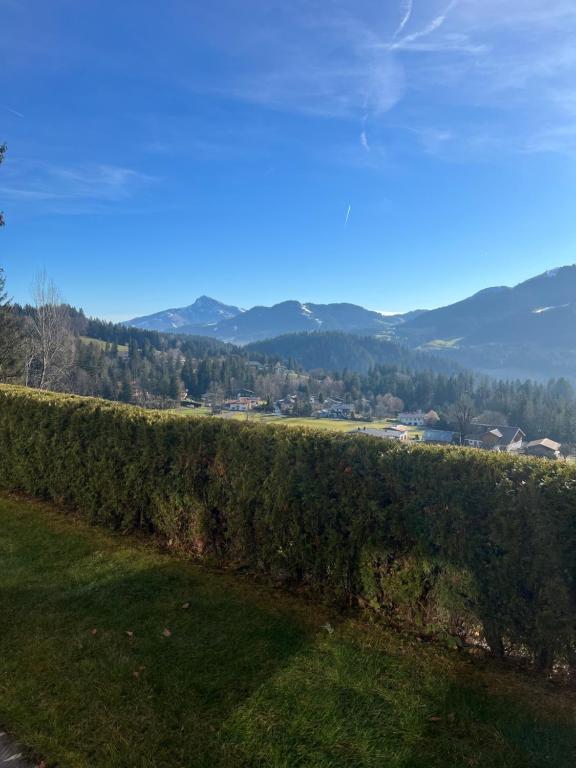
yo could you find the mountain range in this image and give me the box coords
[128,296,423,343]
[126,265,576,380]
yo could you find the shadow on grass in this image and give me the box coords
[1,499,575,768]
[0,561,317,767]
[220,633,576,768]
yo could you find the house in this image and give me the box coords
[523,439,562,460]
[319,403,356,420]
[350,425,409,441]
[398,410,427,427]
[235,389,257,400]
[323,397,344,408]
[464,424,526,453]
[423,429,456,445]
[276,395,298,415]
[223,393,263,412]
[225,400,248,412]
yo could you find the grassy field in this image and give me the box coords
[420,338,463,351]
[79,337,129,354]
[169,408,424,438]
[1,495,575,767]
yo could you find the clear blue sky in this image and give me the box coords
[1,0,576,320]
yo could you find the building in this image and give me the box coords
[398,410,427,427]
[318,403,356,420]
[423,429,456,445]
[276,395,298,415]
[464,425,526,453]
[350,425,409,441]
[225,401,248,412]
[523,439,562,460]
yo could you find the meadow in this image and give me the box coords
[170,407,425,438]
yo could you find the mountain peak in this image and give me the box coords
[127,296,241,333]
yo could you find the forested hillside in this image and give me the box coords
[247,331,457,375]
[2,267,576,443]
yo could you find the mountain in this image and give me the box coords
[128,296,242,332]
[400,266,576,344]
[399,265,576,379]
[128,299,410,344]
[125,265,576,379]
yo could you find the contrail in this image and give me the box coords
[2,106,24,119]
[394,0,413,40]
[345,205,352,226]
[392,0,458,50]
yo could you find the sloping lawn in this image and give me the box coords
[0,494,575,768]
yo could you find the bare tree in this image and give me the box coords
[26,271,75,390]
[374,393,404,418]
[448,396,476,444]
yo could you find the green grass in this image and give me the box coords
[419,338,463,350]
[169,409,424,438]
[79,337,129,354]
[1,494,575,768]
[168,405,213,417]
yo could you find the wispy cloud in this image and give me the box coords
[0,160,155,211]
[5,0,576,165]
[188,4,407,120]
[410,127,455,154]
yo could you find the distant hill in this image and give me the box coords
[247,332,456,375]
[399,265,576,379]
[400,266,576,344]
[128,296,242,332]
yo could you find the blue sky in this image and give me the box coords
[1,0,576,320]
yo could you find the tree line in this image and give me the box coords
[2,265,576,443]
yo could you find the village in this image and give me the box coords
[182,390,565,461]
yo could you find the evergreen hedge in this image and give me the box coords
[1,384,575,669]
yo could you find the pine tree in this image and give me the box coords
[0,268,23,381]
[119,377,132,403]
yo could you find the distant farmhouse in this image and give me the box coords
[398,410,427,427]
[464,425,526,453]
[350,425,409,442]
[523,439,562,460]
[318,402,356,420]
[223,390,263,412]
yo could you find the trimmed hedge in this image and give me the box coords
[1,384,576,668]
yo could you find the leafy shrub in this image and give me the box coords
[1,384,575,669]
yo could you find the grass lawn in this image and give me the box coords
[1,494,575,768]
[168,408,424,438]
